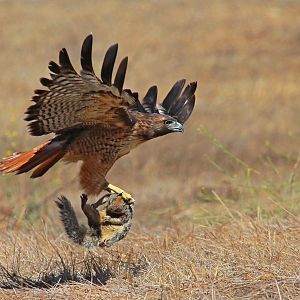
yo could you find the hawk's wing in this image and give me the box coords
[141,80,196,125]
[25,34,140,136]
[25,34,196,138]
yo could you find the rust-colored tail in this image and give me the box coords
[0,140,66,178]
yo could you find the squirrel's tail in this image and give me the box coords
[56,196,86,245]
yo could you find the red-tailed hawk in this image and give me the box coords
[0,34,196,198]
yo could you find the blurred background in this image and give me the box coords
[0,0,299,230]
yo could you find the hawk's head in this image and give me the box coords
[163,118,184,133]
[132,79,196,140]
[138,114,184,140]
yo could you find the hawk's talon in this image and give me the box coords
[107,184,134,203]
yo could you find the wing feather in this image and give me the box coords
[162,79,186,111]
[25,35,139,136]
[169,82,197,116]
[114,57,128,94]
[59,48,77,74]
[140,80,197,124]
[80,34,95,75]
[176,95,195,124]
[143,86,158,113]
[48,61,60,73]
[101,43,118,85]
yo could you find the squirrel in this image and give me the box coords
[56,193,134,248]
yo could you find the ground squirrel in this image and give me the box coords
[56,193,134,248]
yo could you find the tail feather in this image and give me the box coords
[31,150,65,178]
[16,142,63,175]
[0,140,66,177]
[0,143,46,173]
[0,152,32,172]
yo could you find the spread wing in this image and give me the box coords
[25,34,140,136]
[142,80,196,125]
[25,34,196,138]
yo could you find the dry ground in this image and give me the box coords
[0,0,300,299]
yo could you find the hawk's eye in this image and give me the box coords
[164,120,174,125]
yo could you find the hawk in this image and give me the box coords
[0,34,196,199]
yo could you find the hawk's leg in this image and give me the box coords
[106,183,135,203]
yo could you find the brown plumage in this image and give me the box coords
[0,34,196,196]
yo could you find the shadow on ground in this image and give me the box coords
[0,252,147,289]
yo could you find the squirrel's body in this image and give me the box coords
[56,193,134,248]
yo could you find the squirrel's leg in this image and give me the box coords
[102,216,125,225]
[80,194,101,230]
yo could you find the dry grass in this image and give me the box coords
[0,219,299,299]
[0,0,300,298]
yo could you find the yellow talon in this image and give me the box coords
[107,183,135,203]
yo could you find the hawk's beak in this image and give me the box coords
[168,121,184,133]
